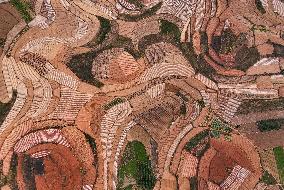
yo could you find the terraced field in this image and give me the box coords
[0,0,283,189]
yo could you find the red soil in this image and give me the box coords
[209,152,235,184]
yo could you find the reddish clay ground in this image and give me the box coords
[209,152,236,184]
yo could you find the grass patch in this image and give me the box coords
[0,92,17,125]
[274,146,284,184]
[118,141,156,190]
[10,0,32,22]
[257,119,283,132]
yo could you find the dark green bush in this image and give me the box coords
[257,119,283,132]
[0,92,17,125]
[255,0,266,14]
[95,16,111,45]
[160,20,181,42]
[260,171,277,185]
[235,46,260,71]
[103,98,125,110]
[190,176,198,190]
[184,130,209,152]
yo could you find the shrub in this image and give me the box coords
[273,43,284,57]
[84,133,97,166]
[255,0,266,14]
[180,103,187,115]
[200,32,209,53]
[127,0,145,8]
[103,98,125,110]
[67,52,104,88]
[160,20,181,42]
[260,171,277,185]
[190,176,198,190]
[22,154,36,190]
[257,119,283,132]
[95,16,111,45]
[235,46,260,71]
[210,118,232,139]
[0,38,5,48]
[0,91,17,125]
[220,29,238,54]
[184,130,209,151]
[176,91,189,102]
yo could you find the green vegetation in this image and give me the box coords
[190,177,198,190]
[220,29,238,54]
[119,2,162,21]
[160,20,181,41]
[260,171,277,185]
[257,119,283,132]
[138,32,215,78]
[237,98,284,114]
[127,0,145,8]
[273,147,284,183]
[10,0,32,22]
[0,154,18,189]
[200,32,209,53]
[197,100,205,108]
[104,98,125,110]
[118,141,156,190]
[0,38,5,48]
[210,118,232,140]
[273,43,284,57]
[22,154,36,190]
[184,130,209,152]
[235,46,260,71]
[84,133,97,166]
[176,91,189,102]
[95,16,111,45]
[0,92,17,125]
[180,103,187,115]
[251,24,269,32]
[255,0,266,14]
[67,52,104,88]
